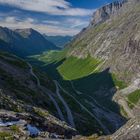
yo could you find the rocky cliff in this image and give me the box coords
[67,0,140,83]
[90,0,127,26]
[60,1,140,139]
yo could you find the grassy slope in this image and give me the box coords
[58,56,101,80]
[35,50,126,89]
[32,48,67,65]
[57,56,126,90]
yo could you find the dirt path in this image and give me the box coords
[42,87,65,121]
[27,62,41,87]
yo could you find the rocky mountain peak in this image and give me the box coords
[90,0,127,26]
[15,28,39,38]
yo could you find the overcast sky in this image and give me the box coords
[0,0,115,36]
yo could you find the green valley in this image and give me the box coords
[0,0,140,140]
[30,49,127,135]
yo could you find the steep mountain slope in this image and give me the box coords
[44,35,73,48]
[0,51,76,139]
[67,0,140,84]
[0,27,58,57]
[63,0,140,122]
[109,117,140,140]
[64,1,140,138]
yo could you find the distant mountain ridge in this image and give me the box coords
[44,35,73,48]
[0,27,58,57]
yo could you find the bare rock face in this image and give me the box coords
[90,0,126,26]
[124,38,140,55]
[90,0,140,27]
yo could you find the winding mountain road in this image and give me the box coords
[53,80,75,128]
[27,63,65,121]
[48,93,65,121]
[27,62,41,87]
[27,62,112,133]
[41,86,65,121]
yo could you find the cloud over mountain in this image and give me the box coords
[0,0,93,16]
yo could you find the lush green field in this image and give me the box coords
[32,49,67,65]
[57,56,101,80]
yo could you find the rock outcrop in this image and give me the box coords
[0,110,77,139]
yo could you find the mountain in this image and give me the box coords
[66,0,140,84]
[64,0,140,118]
[0,27,58,57]
[31,0,140,139]
[44,35,73,48]
[1,0,140,139]
[64,0,140,138]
